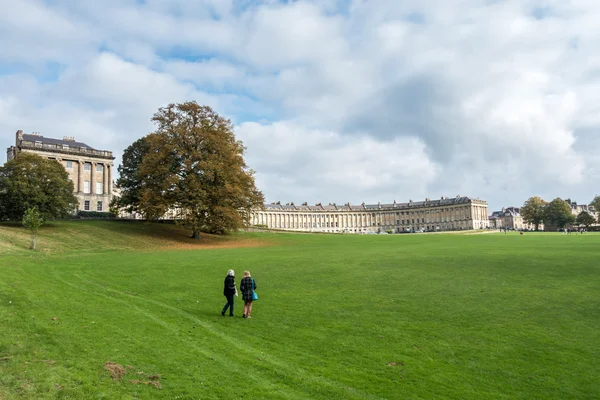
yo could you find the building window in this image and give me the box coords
[97,201,103,211]
[84,163,91,171]
[96,182,103,195]
[84,181,90,194]
[97,164,103,172]
[63,144,69,150]
[66,161,73,169]
[84,200,90,211]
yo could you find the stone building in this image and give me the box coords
[488,207,540,230]
[249,196,489,233]
[6,130,114,213]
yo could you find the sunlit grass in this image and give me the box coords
[0,222,598,399]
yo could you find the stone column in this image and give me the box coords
[103,163,109,195]
[90,162,95,194]
[108,165,113,195]
[78,161,84,193]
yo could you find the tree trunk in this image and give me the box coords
[535,222,539,231]
[191,229,201,239]
[30,234,36,250]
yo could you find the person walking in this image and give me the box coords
[221,269,237,317]
[240,270,257,319]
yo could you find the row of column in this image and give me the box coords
[252,205,484,230]
[75,161,112,195]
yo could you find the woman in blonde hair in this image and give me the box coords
[240,270,257,318]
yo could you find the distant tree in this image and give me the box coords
[0,153,78,221]
[591,195,600,215]
[520,196,547,231]
[545,198,576,229]
[111,136,150,216]
[120,101,264,238]
[576,211,596,228]
[23,207,44,250]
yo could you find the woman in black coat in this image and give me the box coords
[221,269,237,316]
[240,270,257,319]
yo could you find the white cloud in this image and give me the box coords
[1,0,600,211]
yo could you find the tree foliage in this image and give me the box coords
[0,153,78,221]
[117,102,264,238]
[591,195,600,215]
[544,198,576,229]
[575,211,596,228]
[520,196,547,231]
[23,207,44,250]
[111,136,150,215]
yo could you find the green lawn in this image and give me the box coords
[0,222,598,399]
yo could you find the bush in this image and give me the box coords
[77,211,116,219]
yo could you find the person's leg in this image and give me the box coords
[222,296,229,316]
[243,301,248,318]
[247,301,253,318]
[228,295,234,316]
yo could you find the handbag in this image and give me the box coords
[251,278,258,301]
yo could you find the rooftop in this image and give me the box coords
[263,196,483,211]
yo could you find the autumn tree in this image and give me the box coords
[576,211,596,228]
[544,198,575,229]
[520,196,547,231]
[111,136,150,216]
[120,102,264,238]
[0,153,78,221]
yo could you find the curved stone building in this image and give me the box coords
[250,196,489,233]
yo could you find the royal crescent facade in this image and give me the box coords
[249,197,489,233]
[6,130,115,213]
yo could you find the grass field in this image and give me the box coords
[0,221,598,399]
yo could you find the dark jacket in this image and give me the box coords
[240,277,256,302]
[223,275,236,296]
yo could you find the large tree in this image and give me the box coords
[111,136,150,216]
[520,196,547,231]
[544,198,576,229]
[0,153,78,221]
[125,101,264,238]
[576,211,596,228]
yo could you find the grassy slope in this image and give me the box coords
[0,222,599,399]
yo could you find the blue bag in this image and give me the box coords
[252,278,258,301]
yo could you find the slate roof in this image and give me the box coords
[21,134,95,150]
[261,196,480,211]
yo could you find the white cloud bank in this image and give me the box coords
[1,0,599,210]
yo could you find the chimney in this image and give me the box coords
[63,136,76,142]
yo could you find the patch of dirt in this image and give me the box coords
[104,361,126,381]
[129,379,162,390]
[387,361,404,367]
[160,237,273,251]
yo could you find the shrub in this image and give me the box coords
[77,211,116,219]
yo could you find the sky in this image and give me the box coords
[1,0,599,212]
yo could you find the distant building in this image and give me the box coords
[249,196,489,233]
[6,130,115,213]
[488,207,540,230]
[565,198,596,218]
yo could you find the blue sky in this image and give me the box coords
[1,0,599,211]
